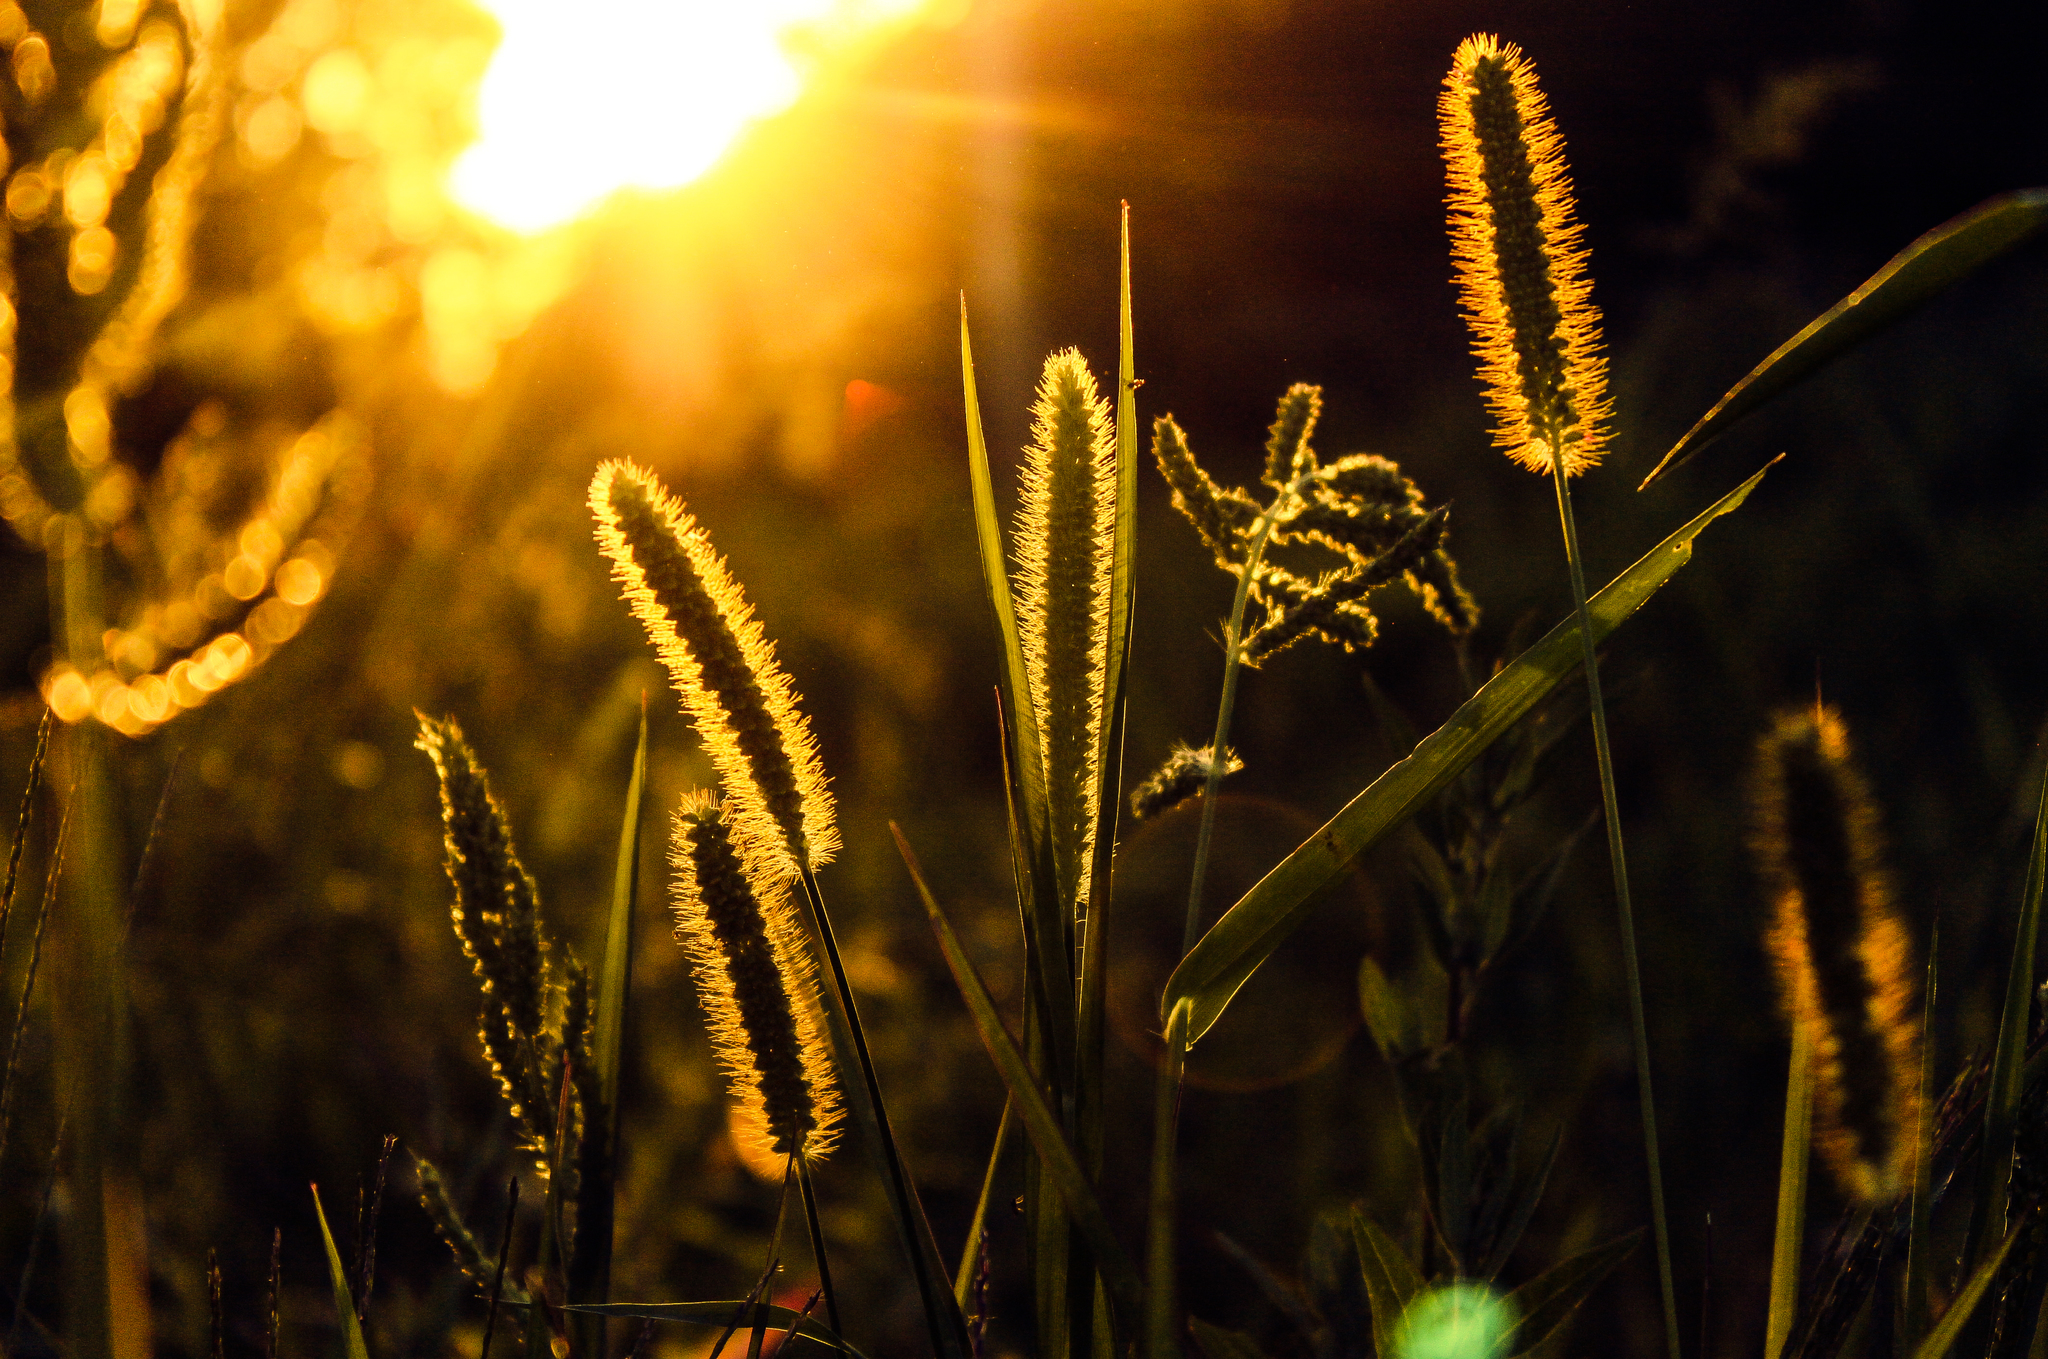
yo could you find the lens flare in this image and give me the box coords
[450,0,927,234]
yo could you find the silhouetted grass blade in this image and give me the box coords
[1165,460,1776,1043]
[891,825,1144,1323]
[1641,189,2048,487]
[1913,1217,2028,1359]
[574,702,646,1356]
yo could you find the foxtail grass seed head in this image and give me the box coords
[415,713,556,1140]
[1015,348,1116,909]
[1441,34,1613,476]
[1130,744,1244,822]
[672,795,840,1163]
[1151,414,1258,567]
[591,460,836,877]
[1750,705,1919,1203]
[1262,383,1322,489]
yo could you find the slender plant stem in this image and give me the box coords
[1144,1003,1190,1359]
[1549,458,1681,1359]
[796,1155,841,1346]
[1147,486,1297,1359]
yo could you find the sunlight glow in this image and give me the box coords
[450,0,927,234]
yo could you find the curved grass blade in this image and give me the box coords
[563,1302,870,1359]
[1765,1021,1813,1359]
[313,1184,373,1359]
[796,866,972,1359]
[1503,1230,1641,1358]
[1165,460,1778,1044]
[1963,769,2048,1283]
[891,825,1144,1323]
[1351,1214,1424,1359]
[962,299,1050,879]
[1640,189,2048,487]
[1913,1215,2029,1359]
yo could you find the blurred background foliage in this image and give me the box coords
[0,0,2043,1357]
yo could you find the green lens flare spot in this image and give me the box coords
[1394,1284,1518,1359]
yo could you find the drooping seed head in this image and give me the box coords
[672,795,840,1163]
[590,460,836,877]
[1750,705,1919,1202]
[1014,349,1115,911]
[1441,35,1613,476]
[1130,743,1244,822]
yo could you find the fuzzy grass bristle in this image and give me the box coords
[672,795,840,1164]
[1750,705,1919,1203]
[1014,348,1116,910]
[1441,34,1613,477]
[590,460,836,877]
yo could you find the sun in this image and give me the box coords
[450,0,929,234]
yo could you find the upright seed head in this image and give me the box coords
[1441,34,1613,476]
[1262,383,1322,489]
[1750,705,1919,1203]
[672,795,840,1163]
[590,460,836,877]
[1014,348,1116,911]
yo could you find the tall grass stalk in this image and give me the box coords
[1549,461,1681,1359]
[1441,34,1677,1356]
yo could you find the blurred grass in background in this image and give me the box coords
[0,1,2043,1357]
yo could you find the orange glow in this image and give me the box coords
[450,0,929,234]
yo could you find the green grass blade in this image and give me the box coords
[1913,1216,2029,1359]
[313,1184,373,1359]
[1964,768,2048,1280]
[563,1302,866,1359]
[962,299,1051,883]
[1080,204,1141,1168]
[594,699,646,1129]
[956,1099,1015,1309]
[892,825,1145,1323]
[1640,189,2048,487]
[1351,1213,1424,1359]
[1765,1020,1813,1359]
[963,303,1074,1096]
[1903,920,1939,1353]
[1164,459,1777,1043]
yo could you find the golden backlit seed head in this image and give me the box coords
[590,459,836,877]
[1441,34,1613,476]
[1014,349,1115,911]
[671,795,840,1163]
[1750,705,1919,1203]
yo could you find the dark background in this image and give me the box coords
[2,0,2046,1356]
